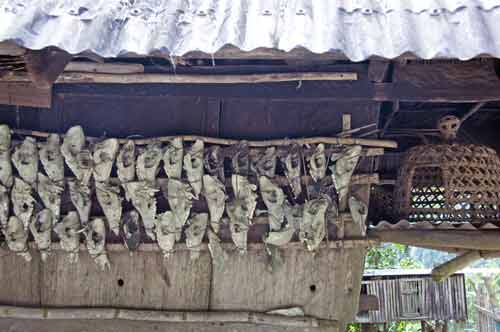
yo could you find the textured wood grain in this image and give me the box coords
[41,250,211,310]
[0,82,51,108]
[0,251,41,306]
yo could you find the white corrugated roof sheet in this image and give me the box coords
[1,0,500,60]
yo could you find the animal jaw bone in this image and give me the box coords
[330,145,362,210]
[307,144,327,182]
[251,147,277,178]
[39,134,65,183]
[226,198,251,255]
[12,137,38,185]
[93,138,119,183]
[68,180,92,226]
[155,211,179,259]
[121,210,142,251]
[61,126,93,185]
[259,176,285,231]
[136,142,162,183]
[123,181,158,240]
[231,175,257,223]
[37,173,63,221]
[183,140,204,198]
[202,175,226,233]
[185,213,208,260]
[203,146,224,180]
[54,211,81,263]
[0,184,9,230]
[163,137,183,179]
[282,144,303,198]
[30,209,53,262]
[86,217,110,271]
[6,216,31,262]
[231,141,250,175]
[263,224,295,247]
[11,177,35,230]
[348,196,368,237]
[300,195,331,251]
[95,182,122,236]
[116,140,136,183]
[165,179,194,230]
[0,124,13,187]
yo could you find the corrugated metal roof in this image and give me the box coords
[1,0,500,60]
[371,219,500,231]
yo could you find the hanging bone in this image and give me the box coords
[29,209,53,262]
[117,140,136,183]
[123,181,158,240]
[259,176,285,231]
[93,138,119,183]
[155,211,178,259]
[12,137,38,185]
[203,146,224,181]
[348,196,368,237]
[185,213,208,260]
[61,126,93,185]
[284,202,303,232]
[263,224,295,247]
[226,198,251,255]
[281,144,303,198]
[330,145,362,210]
[95,182,122,236]
[11,177,35,229]
[307,144,327,182]
[230,141,250,175]
[207,228,227,271]
[5,216,31,261]
[37,173,63,221]
[0,184,9,230]
[68,179,92,226]
[165,178,194,230]
[202,175,226,233]
[54,211,81,263]
[39,134,65,184]
[163,137,183,179]
[121,210,142,251]
[136,142,162,183]
[300,195,331,251]
[86,217,110,271]
[231,174,257,223]
[0,125,13,187]
[251,147,277,178]
[183,140,204,198]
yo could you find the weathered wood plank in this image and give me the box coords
[40,251,211,310]
[0,82,51,108]
[0,252,41,306]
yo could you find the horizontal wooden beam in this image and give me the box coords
[0,305,335,328]
[0,82,51,108]
[64,61,145,74]
[431,250,500,281]
[369,229,500,251]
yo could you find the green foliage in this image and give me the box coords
[365,243,423,270]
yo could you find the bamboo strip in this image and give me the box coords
[0,305,334,328]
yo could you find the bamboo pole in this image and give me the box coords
[10,129,397,148]
[0,305,336,328]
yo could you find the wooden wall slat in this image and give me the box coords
[0,82,51,108]
[0,253,41,306]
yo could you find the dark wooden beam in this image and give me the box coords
[358,295,379,312]
[0,82,51,108]
[24,47,72,88]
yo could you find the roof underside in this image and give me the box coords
[2,0,500,61]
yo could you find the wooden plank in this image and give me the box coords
[368,60,390,83]
[0,41,26,56]
[41,250,211,310]
[65,62,145,74]
[358,295,380,312]
[0,82,51,108]
[210,246,366,325]
[0,252,41,306]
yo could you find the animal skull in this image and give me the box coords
[5,216,31,261]
[438,115,461,141]
[136,142,162,183]
[117,140,136,183]
[300,195,331,251]
[207,229,227,271]
[30,209,53,262]
[348,196,368,237]
[155,211,179,259]
[93,138,119,183]
[37,173,63,221]
[185,213,208,260]
[95,182,123,236]
[202,175,226,233]
[259,176,285,231]
[183,140,204,198]
[123,181,158,240]
[203,146,224,180]
[0,184,9,230]
[231,175,257,222]
[251,147,277,178]
[68,179,92,226]
[307,144,327,182]
[62,126,93,185]
[12,137,38,185]
[163,137,183,179]
[121,210,142,251]
[330,145,361,210]
[231,142,250,175]
[11,177,35,229]
[54,211,81,263]
[165,178,194,230]
[86,217,110,271]
[0,125,13,187]
[282,144,303,198]
[39,134,64,183]
[226,198,251,254]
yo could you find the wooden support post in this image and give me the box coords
[431,251,482,282]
